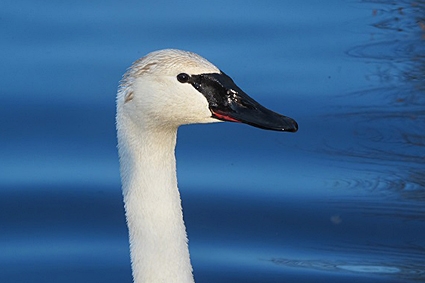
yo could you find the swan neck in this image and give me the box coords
[117,121,194,283]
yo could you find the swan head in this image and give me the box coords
[117,49,298,132]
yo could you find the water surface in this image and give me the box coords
[1,0,424,282]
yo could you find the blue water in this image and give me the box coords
[1,0,424,282]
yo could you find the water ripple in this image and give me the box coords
[323,0,425,205]
[269,257,425,282]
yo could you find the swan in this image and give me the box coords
[116,49,298,283]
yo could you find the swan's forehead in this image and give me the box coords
[131,49,220,77]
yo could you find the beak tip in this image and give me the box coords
[278,117,298,132]
[287,120,298,132]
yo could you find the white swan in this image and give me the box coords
[116,49,298,283]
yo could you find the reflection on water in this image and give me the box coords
[308,3,425,281]
[270,257,424,282]
[327,0,425,203]
[330,170,425,203]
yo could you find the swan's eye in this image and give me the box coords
[177,73,190,83]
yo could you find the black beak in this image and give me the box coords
[187,71,298,132]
